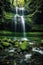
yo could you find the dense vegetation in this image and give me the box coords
[0,0,43,41]
[0,0,43,65]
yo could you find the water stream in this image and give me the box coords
[14,6,27,40]
[21,16,25,37]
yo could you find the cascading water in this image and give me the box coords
[21,16,25,37]
[16,6,18,14]
[14,7,19,39]
[19,7,25,15]
[14,14,20,37]
[13,6,28,41]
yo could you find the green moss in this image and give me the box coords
[15,42,19,47]
[2,42,10,46]
[41,40,43,43]
[20,41,29,50]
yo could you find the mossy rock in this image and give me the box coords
[2,42,10,46]
[20,41,29,50]
[15,42,19,47]
[0,45,3,49]
[11,40,15,45]
[2,37,8,42]
[7,39,12,42]
[41,40,43,43]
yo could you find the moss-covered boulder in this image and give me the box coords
[15,41,19,47]
[2,42,10,47]
[20,41,29,50]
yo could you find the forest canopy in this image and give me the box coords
[0,0,43,23]
[13,0,24,6]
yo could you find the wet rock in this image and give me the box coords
[31,52,43,65]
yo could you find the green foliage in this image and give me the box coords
[25,0,43,23]
[25,0,42,14]
[15,42,19,47]
[13,0,24,6]
[4,11,14,19]
[41,40,43,43]
[2,42,10,46]
[0,0,43,64]
[0,0,14,21]
[20,41,29,50]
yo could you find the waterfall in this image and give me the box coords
[16,6,18,14]
[19,7,25,15]
[14,6,19,37]
[13,6,28,41]
[14,15,17,36]
[21,16,25,37]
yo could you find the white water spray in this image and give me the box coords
[21,16,25,37]
[16,6,18,14]
[13,6,27,40]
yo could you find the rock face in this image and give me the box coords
[31,52,43,65]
